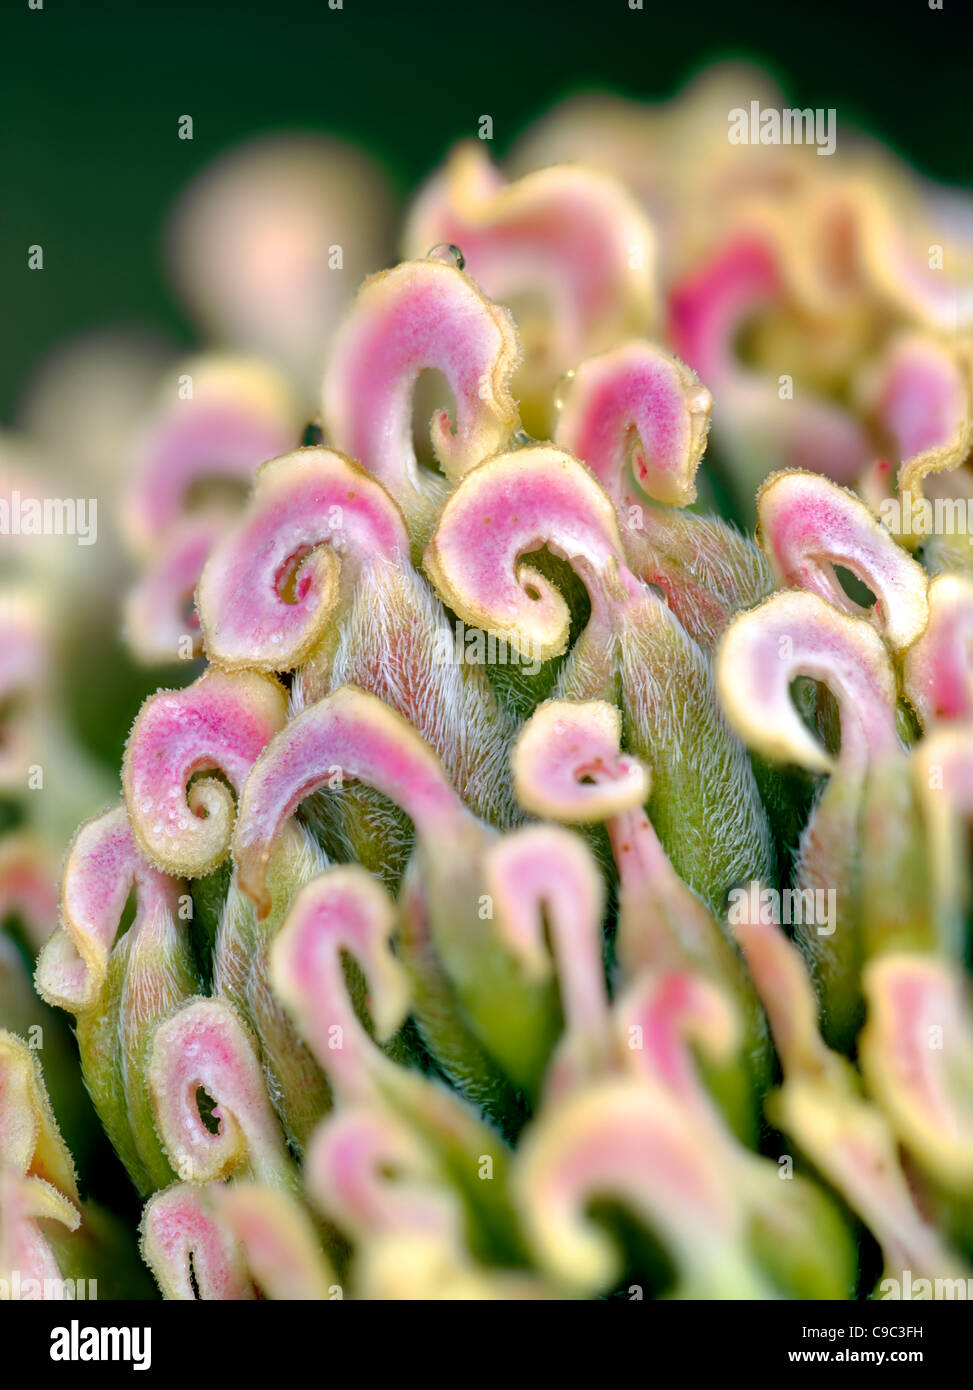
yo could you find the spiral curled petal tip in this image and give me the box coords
[233,684,465,915]
[512,698,649,823]
[123,356,302,558]
[140,1184,253,1300]
[305,1105,459,1243]
[322,258,520,508]
[716,589,901,775]
[211,1182,338,1300]
[554,340,710,509]
[757,469,929,653]
[424,444,626,663]
[903,573,973,728]
[269,866,411,1101]
[146,997,293,1188]
[404,145,656,425]
[123,669,289,879]
[34,803,179,1015]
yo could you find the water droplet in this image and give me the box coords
[426,242,466,271]
[302,419,325,447]
[512,428,535,448]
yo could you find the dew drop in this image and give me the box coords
[426,242,466,271]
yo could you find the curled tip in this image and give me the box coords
[484,827,607,1047]
[35,804,179,1015]
[234,685,463,916]
[124,512,229,665]
[269,865,411,1099]
[322,258,520,507]
[757,470,929,654]
[903,573,973,727]
[306,1105,458,1242]
[0,1172,81,1286]
[404,145,656,413]
[211,1183,337,1299]
[554,341,710,509]
[716,590,901,775]
[512,698,649,822]
[668,231,870,485]
[615,971,740,1099]
[860,955,973,1193]
[147,998,292,1187]
[198,447,410,671]
[515,1079,755,1297]
[123,357,301,556]
[123,669,288,879]
[140,1184,253,1300]
[423,444,625,663]
[0,1030,79,1203]
[861,333,973,519]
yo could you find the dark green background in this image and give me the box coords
[2,0,971,423]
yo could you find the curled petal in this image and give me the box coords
[269,866,411,1103]
[306,1105,460,1242]
[404,146,656,427]
[729,906,966,1284]
[234,685,464,916]
[862,335,972,510]
[860,955,973,1194]
[757,470,928,653]
[322,258,520,501]
[35,804,179,1015]
[0,1172,80,1288]
[123,669,288,878]
[484,826,611,1087]
[716,590,901,775]
[614,972,740,1114]
[211,1183,338,1300]
[124,357,301,557]
[554,340,710,509]
[903,573,973,727]
[424,444,625,663]
[0,1031,78,1202]
[146,998,293,1187]
[514,1080,768,1298]
[123,512,229,665]
[140,1183,253,1300]
[512,698,649,823]
[668,231,870,493]
[198,448,410,671]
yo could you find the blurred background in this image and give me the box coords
[3,0,972,422]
